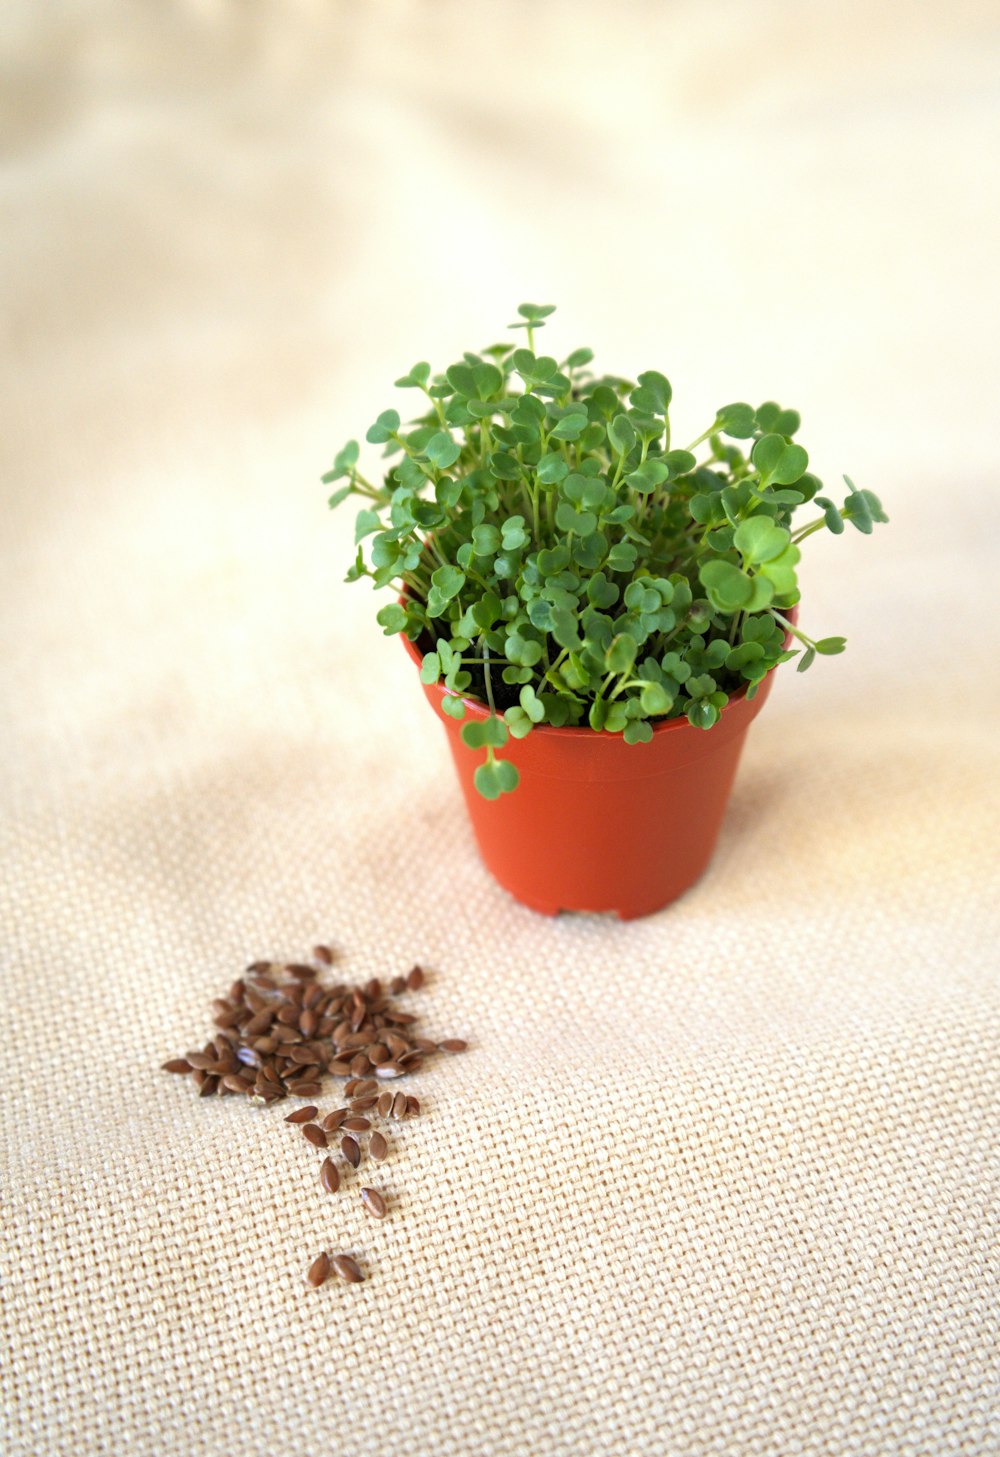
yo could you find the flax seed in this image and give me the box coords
[406,966,424,991]
[368,1131,388,1162]
[313,945,333,965]
[320,1157,340,1194]
[376,1092,393,1118]
[360,1188,387,1220]
[306,1253,330,1288]
[331,1254,364,1284]
[341,1135,361,1169]
[343,1117,370,1133]
[439,1040,468,1053]
[284,1106,319,1124]
[322,1108,348,1133]
[161,1059,192,1075]
[302,1124,327,1149]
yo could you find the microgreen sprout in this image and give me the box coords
[323,306,887,797]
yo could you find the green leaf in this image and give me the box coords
[354,509,380,543]
[607,414,636,455]
[757,542,801,595]
[664,449,696,478]
[517,303,556,321]
[698,559,754,611]
[474,758,520,799]
[441,693,466,718]
[566,348,594,368]
[623,720,653,745]
[605,632,637,674]
[326,484,352,509]
[815,495,845,534]
[519,684,546,723]
[537,453,569,485]
[715,403,756,438]
[394,362,431,389]
[796,647,816,673]
[751,433,808,486]
[733,516,791,565]
[472,362,503,399]
[376,603,408,635]
[425,431,461,469]
[321,439,360,482]
[445,364,478,397]
[504,706,534,739]
[461,715,509,750]
[640,682,673,715]
[586,571,619,609]
[365,409,400,444]
[625,459,669,495]
[430,564,465,603]
[815,636,847,655]
[419,651,440,684]
[636,370,672,411]
[472,524,500,555]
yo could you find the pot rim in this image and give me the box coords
[399,599,798,741]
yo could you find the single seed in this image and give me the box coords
[222,1074,253,1094]
[299,1008,318,1038]
[385,1034,410,1058]
[320,1157,340,1194]
[439,1039,468,1053]
[286,963,317,981]
[313,944,333,965]
[186,1052,215,1071]
[376,1092,393,1118]
[161,1059,192,1075]
[302,1124,327,1149]
[413,1037,439,1054]
[302,981,323,1010]
[360,1188,387,1220]
[350,1054,370,1077]
[244,1010,274,1036]
[306,1253,330,1288]
[368,1131,388,1162]
[287,1080,322,1097]
[405,1096,420,1117]
[284,1106,318,1124]
[343,1116,370,1132]
[375,1063,404,1080]
[392,1092,407,1120]
[366,1044,389,1065]
[198,1075,219,1097]
[406,965,424,991]
[341,1135,361,1168]
[245,961,273,976]
[331,1254,364,1284]
[322,1108,348,1133]
[389,976,407,995]
[364,977,382,1000]
[350,1096,377,1113]
[328,1061,352,1078]
[228,979,246,1004]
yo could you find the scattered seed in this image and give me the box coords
[322,1108,348,1133]
[369,1131,388,1162]
[439,1040,468,1053]
[343,1117,370,1133]
[392,1092,407,1120]
[222,1074,253,1094]
[302,1124,327,1149]
[407,966,424,991]
[161,1059,192,1075]
[328,1061,352,1078]
[389,976,407,995]
[375,1063,404,1080]
[341,1135,361,1168]
[313,945,333,965]
[350,1096,377,1113]
[307,1253,330,1288]
[405,1096,420,1117]
[352,1078,378,1098]
[376,1092,393,1118]
[287,1081,322,1097]
[360,1188,387,1219]
[284,1106,318,1124]
[331,1254,364,1284]
[320,1157,340,1194]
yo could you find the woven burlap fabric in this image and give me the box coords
[2,4,999,1454]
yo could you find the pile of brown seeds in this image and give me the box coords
[162,945,467,1287]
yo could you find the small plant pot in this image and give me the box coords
[401,630,791,919]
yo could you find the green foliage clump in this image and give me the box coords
[323,304,887,797]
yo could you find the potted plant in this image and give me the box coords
[322,304,887,918]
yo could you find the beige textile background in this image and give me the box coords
[2,3,999,1454]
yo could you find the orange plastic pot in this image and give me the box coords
[401,629,790,919]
